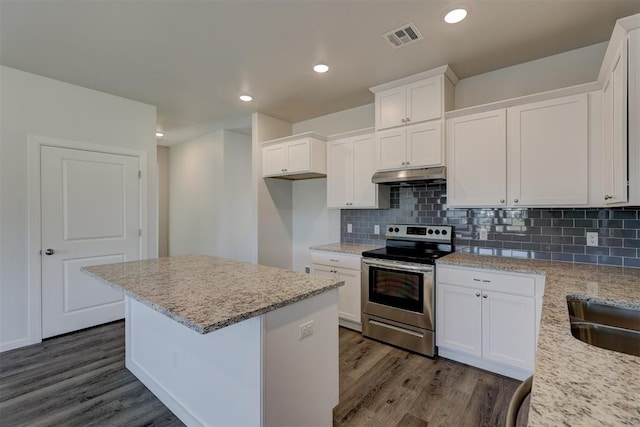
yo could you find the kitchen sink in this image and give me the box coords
[567,296,640,357]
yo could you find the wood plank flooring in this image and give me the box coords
[0,322,520,426]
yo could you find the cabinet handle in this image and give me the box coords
[514,199,519,203]
[406,161,410,165]
[402,162,406,166]
[482,279,491,283]
[406,117,411,123]
[483,294,488,298]
[500,199,505,204]
[473,278,481,282]
[330,259,339,263]
[604,195,613,200]
[401,118,406,123]
[475,292,481,297]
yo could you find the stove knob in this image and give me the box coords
[394,227,399,233]
[388,227,394,233]
[442,229,448,235]
[428,229,434,234]
[435,230,440,235]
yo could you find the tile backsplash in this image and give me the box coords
[340,183,640,267]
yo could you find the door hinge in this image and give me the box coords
[138,170,142,179]
[138,229,142,237]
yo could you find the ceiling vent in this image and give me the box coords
[383,23,423,49]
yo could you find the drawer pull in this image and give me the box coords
[473,278,481,282]
[329,259,339,262]
[482,279,491,283]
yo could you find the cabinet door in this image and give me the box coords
[376,87,406,130]
[376,128,407,170]
[336,268,361,326]
[286,140,311,173]
[508,94,588,206]
[406,121,443,168]
[406,77,441,124]
[603,41,628,205]
[447,110,507,207]
[327,139,353,208]
[311,264,335,280]
[351,134,377,207]
[436,283,482,357]
[263,143,287,176]
[482,291,535,371]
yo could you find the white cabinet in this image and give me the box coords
[327,129,390,209]
[376,121,443,171]
[262,132,326,179]
[447,93,589,207]
[602,34,629,205]
[447,110,507,207]
[375,76,442,130]
[310,251,362,331]
[436,265,543,380]
[508,94,589,206]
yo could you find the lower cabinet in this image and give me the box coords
[310,251,362,331]
[436,265,544,380]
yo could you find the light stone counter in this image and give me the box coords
[83,254,343,334]
[310,242,383,255]
[437,253,640,426]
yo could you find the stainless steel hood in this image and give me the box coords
[372,166,446,185]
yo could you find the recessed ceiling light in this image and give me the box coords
[443,7,468,24]
[239,95,253,102]
[156,132,164,138]
[313,64,330,73]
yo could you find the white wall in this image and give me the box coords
[292,104,374,135]
[252,113,293,269]
[0,66,157,351]
[157,146,170,257]
[289,105,374,272]
[169,130,253,261]
[454,42,608,109]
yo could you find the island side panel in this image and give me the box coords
[263,288,339,427]
[125,297,262,427]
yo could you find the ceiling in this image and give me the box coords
[2,1,639,145]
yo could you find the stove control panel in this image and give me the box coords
[385,224,454,242]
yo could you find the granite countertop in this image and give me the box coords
[83,255,343,334]
[437,253,640,426]
[310,242,383,255]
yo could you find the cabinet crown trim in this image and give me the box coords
[327,127,375,141]
[369,65,458,93]
[262,131,326,146]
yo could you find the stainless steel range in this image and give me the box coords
[361,224,454,357]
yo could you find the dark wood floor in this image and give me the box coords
[0,322,520,426]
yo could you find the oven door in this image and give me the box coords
[361,257,434,330]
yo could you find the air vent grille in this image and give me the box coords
[383,23,423,49]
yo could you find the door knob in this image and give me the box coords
[44,249,55,256]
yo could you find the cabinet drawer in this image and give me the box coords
[437,266,535,297]
[310,251,361,270]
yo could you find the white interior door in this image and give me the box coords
[41,146,141,338]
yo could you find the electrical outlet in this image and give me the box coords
[299,320,314,340]
[347,223,353,233]
[586,232,599,247]
[479,229,488,240]
[374,224,380,234]
[304,266,310,274]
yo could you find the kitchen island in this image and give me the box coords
[83,255,343,427]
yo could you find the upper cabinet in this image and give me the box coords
[370,66,458,172]
[262,132,327,179]
[376,121,443,170]
[327,129,389,209]
[447,94,589,208]
[374,76,442,130]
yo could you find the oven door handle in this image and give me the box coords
[362,258,433,273]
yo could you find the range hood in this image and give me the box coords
[372,166,446,185]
